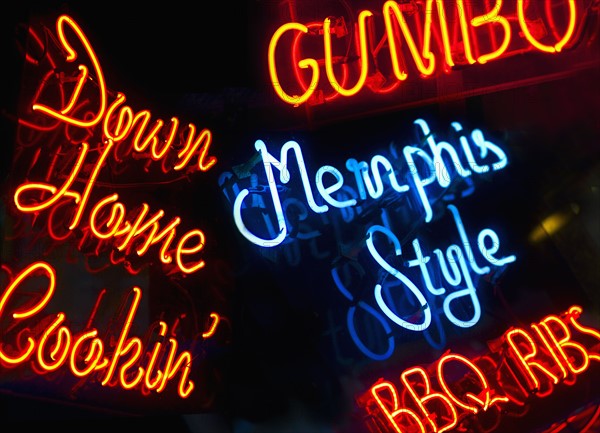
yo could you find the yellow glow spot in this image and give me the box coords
[529,211,571,243]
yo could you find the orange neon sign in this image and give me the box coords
[31,15,216,173]
[360,305,600,433]
[268,0,580,106]
[13,140,207,275]
[2,10,229,406]
[12,14,218,275]
[0,261,220,398]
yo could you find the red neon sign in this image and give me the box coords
[2,11,227,403]
[30,15,216,172]
[12,14,218,275]
[0,261,220,398]
[268,0,581,106]
[360,305,600,433]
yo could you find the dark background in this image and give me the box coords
[1,2,600,432]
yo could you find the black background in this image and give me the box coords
[1,2,600,433]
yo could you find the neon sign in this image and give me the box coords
[232,118,508,246]
[225,118,516,359]
[0,261,221,398]
[2,13,224,402]
[268,0,581,106]
[366,204,515,333]
[13,14,217,276]
[360,305,600,433]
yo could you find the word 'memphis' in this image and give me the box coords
[268,0,578,105]
[233,118,507,247]
[14,15,217,275]
[360,305,600,433]
[0,262,219,398]
[233,119,508,247]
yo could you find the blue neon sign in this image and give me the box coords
[221,118,516,360]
